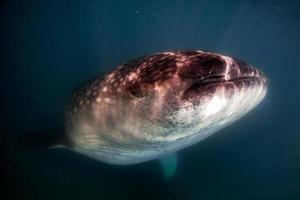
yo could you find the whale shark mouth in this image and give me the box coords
[194,74,262,86]
[183,72,266,101]
[188,73,263,88]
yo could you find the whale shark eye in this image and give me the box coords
[127,87,145,98]
[129,89,144,98]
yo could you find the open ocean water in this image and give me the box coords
[1,0,300,199]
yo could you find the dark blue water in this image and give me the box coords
[2,0,300,199]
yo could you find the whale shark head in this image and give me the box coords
[65,50,267,165]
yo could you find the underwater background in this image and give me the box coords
[1,0,300,199]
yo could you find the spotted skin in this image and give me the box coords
[64,50,267,164]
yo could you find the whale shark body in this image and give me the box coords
[62,50,267,177]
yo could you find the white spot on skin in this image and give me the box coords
[108,73,114,78]
[163,52,176,56]
[128,73,138,81]
[102,87,107,92]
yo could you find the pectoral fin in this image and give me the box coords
[159,153,178,179]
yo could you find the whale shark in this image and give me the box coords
[56,50,267,178]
